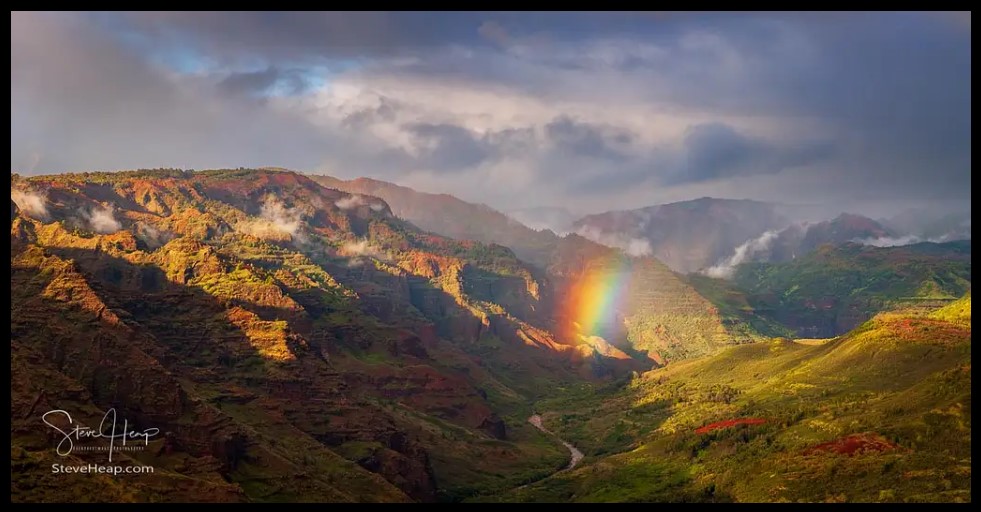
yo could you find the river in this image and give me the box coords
[528,413,584,471]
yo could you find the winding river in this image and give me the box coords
[528,414,584,471]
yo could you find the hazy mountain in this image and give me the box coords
[311,175,558,267]
[571,198,789,274]
[879,208,972,243]
[506,207,578,234]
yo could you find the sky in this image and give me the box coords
[10,11,972,219]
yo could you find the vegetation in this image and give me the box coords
[692,241,972,338]
[10,168,972,503]
[485,295,971,503]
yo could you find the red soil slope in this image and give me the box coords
[804,433,898,456]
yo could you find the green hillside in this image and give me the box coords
[487,294,971,502]
[693,241,972,338]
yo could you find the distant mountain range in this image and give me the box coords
[315,173,970,280]
[506,207,578,234]
[572,199,969,275]
[572,197,789,274]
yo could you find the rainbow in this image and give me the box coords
[567,259,632,337]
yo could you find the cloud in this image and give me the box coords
[11,12,335,173]
[544,116,634,161]
[108,12,484,62]
[83,205,122,234]
[624,238,654,257]
[334,195,365,210]
[851,234,948,248]
[217,67,310,97]
[10,189,50,221]
[335,194,386,211]
[237,197,306,242]
[259,198,303,235]
[575,225,652,257]
[135,222,173,249]
[404,122,493,171]
[10,12,972,218]
[672,123,834,184]
[341,97,399,129]
[478,21,512,48]
[339,238,389,261]
[703,230,780,279]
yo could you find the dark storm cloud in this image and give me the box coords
[97,11,508,62]
[341,12,969,207]
[764,13,971,199]
[10,11,972,216]
[217,67,310,97]
[674,123,835,184]
[341,98,399,129]
[97,11,696,61]
[528,121,833,195]
[404,123,493,172]
[544,116,634,161]
[388,123,540,174]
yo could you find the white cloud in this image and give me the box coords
[334,194,365,210]
[83,205,122,234]
[237,196,306,242]
[703,230,780,279]
[335,194,387,212]
[575,225,652,257]
[11,189,50,220]
[135,221,172,248]
[339,238,389,261]
[852,234,947,247]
